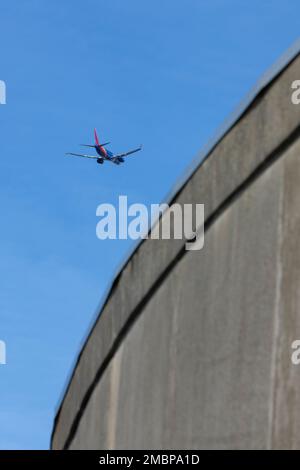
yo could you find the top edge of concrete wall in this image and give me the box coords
[51,38,300,448]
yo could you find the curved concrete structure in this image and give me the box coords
[52,44,300,449]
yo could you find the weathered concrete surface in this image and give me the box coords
[52,50,300,449]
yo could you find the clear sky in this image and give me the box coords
[0,0,299,449]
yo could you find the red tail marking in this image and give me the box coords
[94,128,100,146]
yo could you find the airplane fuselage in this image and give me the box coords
[95,145,124,165]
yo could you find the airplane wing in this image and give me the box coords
[114,145,142,159]
[65,152,98,159]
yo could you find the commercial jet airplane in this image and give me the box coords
[66,129,142,165]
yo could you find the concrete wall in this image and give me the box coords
[51,51,300,450]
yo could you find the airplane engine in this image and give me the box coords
[97,158,104,164]
[117,157,124,163]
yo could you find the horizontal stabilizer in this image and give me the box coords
[81,142,110,148]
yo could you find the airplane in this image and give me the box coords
[66,128,142,165]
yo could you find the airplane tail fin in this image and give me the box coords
[94,128,100,146]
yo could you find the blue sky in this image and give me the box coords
[0,0,299,449]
